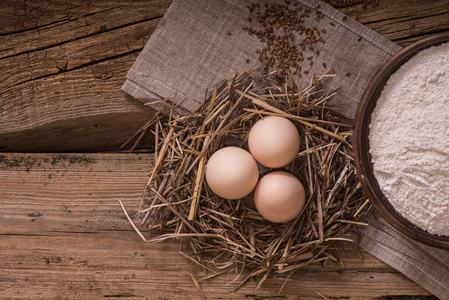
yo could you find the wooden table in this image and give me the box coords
[1,1,448,299]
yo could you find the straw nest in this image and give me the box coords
[121,70,371,290]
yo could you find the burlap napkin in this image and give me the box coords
[122,0,449,298]
[122,0,399,117]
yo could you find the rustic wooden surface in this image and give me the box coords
[0,0,170,152]
[1,0,448,299]
[0,153,437,299]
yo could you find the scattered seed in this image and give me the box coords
[357,36,362,41]
[342,15,347,21]
[345,72,351,76]
[226,30,231,35]
[324,0,380,9]
[241,1,328,81]
[330,21,335,26]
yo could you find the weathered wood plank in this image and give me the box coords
[0,52,156,152]
[0,1,172,152]
[0,0,170,58]
[0,153,433,299]
[1,19,160,92]
[341,0,449,47]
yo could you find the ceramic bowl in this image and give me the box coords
[353,32,449,249]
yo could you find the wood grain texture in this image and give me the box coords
[0,1,448,298]
[0,0,172,152]
[0,153,435,299]
[340,0,449,47]
[1,0,448,152]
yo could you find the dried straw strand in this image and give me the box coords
[123,70,370,290]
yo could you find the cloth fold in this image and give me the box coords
[122,0,448,298]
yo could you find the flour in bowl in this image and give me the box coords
[369,42,449,236]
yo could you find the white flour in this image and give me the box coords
[369,42,449,236]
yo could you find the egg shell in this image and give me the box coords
[205,147,259,199]
[248,116,300,168]
[254,171,306,223]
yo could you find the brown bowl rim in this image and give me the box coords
[353,32,449,249]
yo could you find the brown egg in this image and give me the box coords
[248,116,300,168]
[254,171,306,223]
[205,147,259,199]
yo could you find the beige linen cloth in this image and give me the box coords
[122,0,449,298]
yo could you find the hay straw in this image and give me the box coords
[189,272,206,300]
[124,70,371,290]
